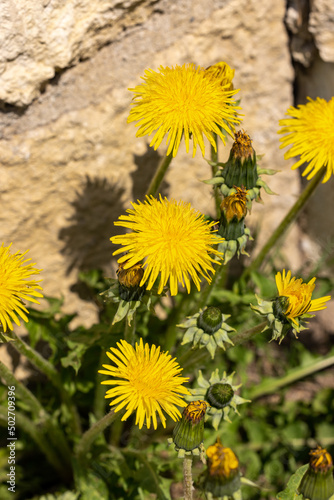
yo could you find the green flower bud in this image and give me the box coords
[222,130,258,189]
[197,307,223,334]
[206,383,234,409]
[172,401,209,452]
[298,446,334,500]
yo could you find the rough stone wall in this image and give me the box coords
[0,0,330,327]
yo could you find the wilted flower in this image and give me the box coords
[202,439,241,499]
[170,400,209,455]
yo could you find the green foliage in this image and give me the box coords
[276,464,307,499]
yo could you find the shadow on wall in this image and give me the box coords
[59,175,126,274]
[58,146,169,277]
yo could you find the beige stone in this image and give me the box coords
[309,0,334,62]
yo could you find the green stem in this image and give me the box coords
[0,407,70,481]
[211,133,221,218]
[75,408,120,462]
[195,262,228,311]
[230,320,268,348]
[164,288,198,352]
[10,330,82,436]
[93,350,108,420]
[10,330,59,386]
[249,353,334,399]
[183,456,193,500]
[0,359,45,417]
[240,165,327,282]
[145,153,173,197]
[124,313,136,345]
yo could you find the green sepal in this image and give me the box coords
[172,417,205,451]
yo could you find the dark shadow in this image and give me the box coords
[131,144,170,200]
[59,175,126,274]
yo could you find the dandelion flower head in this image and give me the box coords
[128,63,241,157]
[0,243,43,332]
[275,269,331,325]
[111,195,224,296]
[99,338,190,429]
[278,97,334,183]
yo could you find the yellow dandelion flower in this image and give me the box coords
[111,195,224,296]
[128,63,241,158]
[99,338,190,429]
[275,269,331,324]
[0,243,43,332]
[278,97,334,183]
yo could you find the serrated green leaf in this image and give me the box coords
[276,464,308,499]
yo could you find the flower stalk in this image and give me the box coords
[183,456,194,500]
[241,165,327,281]
[211,133,221,218]
[75,408,120,462]
[145,152,173,197]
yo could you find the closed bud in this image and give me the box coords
[117,261,146,301]
[298,446,334,500]
[197,307,223,334]
[172,401,209,452]
[206,383,234,409]
[223,130,258,189]
[205,62,235,91]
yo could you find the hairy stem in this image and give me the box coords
[75,408,120,462]
[183,456,193,500]
[211,133,221,218]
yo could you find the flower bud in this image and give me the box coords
[206,383,234,409]
[179,308,234,359]
[172,401,209,452]
[219,187,248,241]
[117,261,146,301]
[298,446,334,500]
[205,62,235,91]
[197,307,223,334]
[222,130,258,189]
